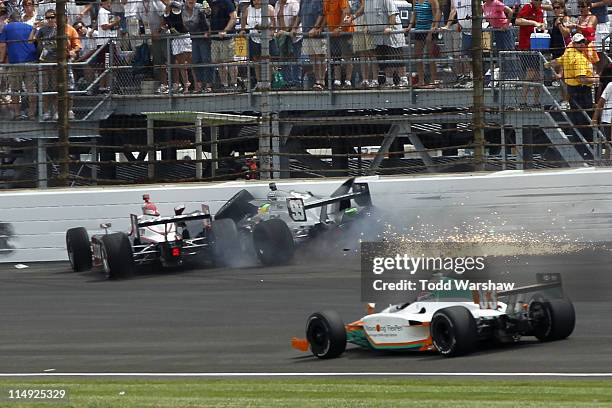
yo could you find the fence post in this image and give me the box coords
[56,0,70,185]
[147,118,155,180]
[195,117,203,179]
[471,0,485,171]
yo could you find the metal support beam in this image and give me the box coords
[271,114,281,179]
[259,117,271,180]
[147,118,155,180]
[90,137,97,184]
[368,123,401,174]
[210,126,218,178]
[515,127,524,170]
[37,139,47,188]
[279,123,293,178]
[406,128,436,172]
[195,117,203,179]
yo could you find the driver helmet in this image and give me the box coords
[142,194,160,216]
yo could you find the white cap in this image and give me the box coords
[572,33,587,43]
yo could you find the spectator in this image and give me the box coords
[549,0,571,107]
[408,0,441,87]
[275,0,302,88]
[589,0,607,73]
[323,0,353,88]
[568,0,596,43]
[97,0,119,47]
[209,0,238,91]
[549,0,570,58]
[73,21,97,87]
[21,0,37,26]
[164,1,192,93]
[295,0,325,90]
[0,11,37,120]
[592,73,612,158]
[367,0,407,88]
[3,0,23,16]
[516,0,546,106]
[483,0,515,80]
[242,0,277,89]
[183,0,212,93]
[440,0,462,85]
[37,0,81,25]
[449,0,472,85]
[546,33,599,148]
[350,0,379,88]
[140,0,169,94]
[31,8,81,120]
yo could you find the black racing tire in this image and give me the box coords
[306,310,347,359]
[66,227,92,272]
[431,306,478,357]
[529,299,575,342]
[252,218,295,266]
[101,232,134,279]
[215,189,258,224]
[212,218,239,266]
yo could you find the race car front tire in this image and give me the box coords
[101,232,134,279]
[66,227,92,272]
[529,299,575,342]
[431,306,478,357]
[212,218,239,266]
[252,219,295,266]
[306,311,346,359]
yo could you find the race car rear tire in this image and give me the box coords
[431,306,478,357]
[529,299,575,342]
[252,219,295,266]
[101,232,134,279]
[66,227,92,272]
[306,311,346,359]
[212,218,239,266]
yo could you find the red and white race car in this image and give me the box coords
[65,194,237,279]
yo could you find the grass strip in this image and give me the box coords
[0,378,611,408]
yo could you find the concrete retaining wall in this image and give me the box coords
[2,168,612,263]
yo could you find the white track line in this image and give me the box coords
[1,373,612,377]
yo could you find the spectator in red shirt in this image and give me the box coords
[516,0,545,107]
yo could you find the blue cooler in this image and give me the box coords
[530,32,551,50]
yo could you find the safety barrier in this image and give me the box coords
[3,169,612,263]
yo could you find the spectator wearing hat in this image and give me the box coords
[0,11,37,120]
[164,1,192,93]
[546,32,599,148]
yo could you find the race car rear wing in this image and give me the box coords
[135,212,211,228]
[497,272,564,297]
[130,206,211,241]
[286,178,371,222]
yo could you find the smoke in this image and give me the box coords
[0,222,15,256]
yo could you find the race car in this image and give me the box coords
[65,194,237,279]
[213,177,372,265]
[291,273,575,358]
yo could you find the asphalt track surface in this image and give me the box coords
[1,250,612,374]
